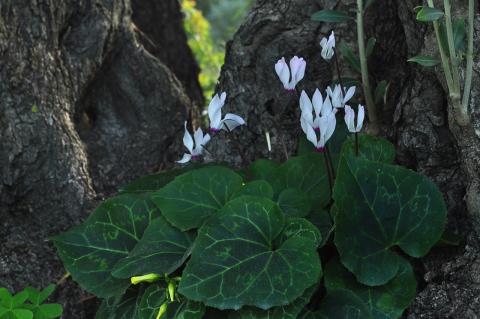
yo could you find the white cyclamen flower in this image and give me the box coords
[301,108,337,152]
[176,122,211,164]
[299,89,333,132]
[320,31,336,61]
[326,84,356,109]
[208,92,245,132]
[275,56,306,91]
[344,104,365,133]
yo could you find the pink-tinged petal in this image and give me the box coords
[343,86,356,103]
[356,104,365,132]
[275,58,290,87]
[289,56,300,79]
[296,59,306,82]
[328,31,336,47]
[344,105,355,133]
[305,121,319,147]
[193,127,204,150]
[183,121,194,153]
[300,90,313,115]
[324,112,337,143]
[312,89,324,117]
[221,113,246,131]
[176,153,192,164]
[322,96,333,116]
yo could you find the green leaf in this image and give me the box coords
[12,292,28,308]
[436,230,462,247]
[278,188,311,217]
[276,218,322,248]
[112,216,195,278]
[11,309,33,319]
[167,300,205,319]
[95,286,143,319]
[374,80,388,105]
[179,196,322,310]
[25,285,56,305]
[307,211,333,247]
[339,42,361,73]
[299,289,373,319]
[151,166,243,231]
[31,104,39,113]
[32,304,63,319]
[277,153,330,208]
[311,10,353,23]
[366,37,376,57]
[248,159,282,194]
[232,181,274,200]
[228,284,318,319]
[0,289,13,307]
[341,134,396,163]
[416,6,444,22]
[325,257,416,319]
[407,55,440,67]
[333,155,447,286]
[119,169,189,193]
[52,194,161,298]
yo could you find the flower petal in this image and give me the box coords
[312,89,324,117]
[343,86,356,103]
[183,121,194,153]
[176,153,192,164]
[344,105,355,133]
[221,113,246,131]
[356,104,365,132]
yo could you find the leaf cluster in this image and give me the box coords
[0,285,62,319]
[52,127,447,318]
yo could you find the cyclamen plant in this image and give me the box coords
[53,28,447,319]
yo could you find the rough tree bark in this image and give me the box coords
[213,0,480,317]
[0,0,200,317]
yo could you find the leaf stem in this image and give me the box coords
[323,151,333,198]
[355,132,359,156]
[462,0,474,112]
[356,0,379,134]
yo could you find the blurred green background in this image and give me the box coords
[181,0,254,104]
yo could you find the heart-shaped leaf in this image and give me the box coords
[299,289,372,319]
[341,135,395,163]
[151,166,243,231]
[325,257,416,319]
[307,211,333,247]
[333,155,447,286]
[30,304,63,319]
[248,159,282,194]
[232,181,274,200]
[52,194,161,298]
[278,188,311,217]
[228,284,318,319]
[277,153,330,208]
[112,216,195,278]
[179,196,322,310]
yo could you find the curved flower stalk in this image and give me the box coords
[177,122,211,164]
[327,84,356,109]
[301,110,337,152]
[275,56,306,91]
[299,89,333,132]
[344,104,365,133]
[208,92,246,132]
[320,31,336,61]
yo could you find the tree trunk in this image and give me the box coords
[214,0,480,317]
[0,0,199,317]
